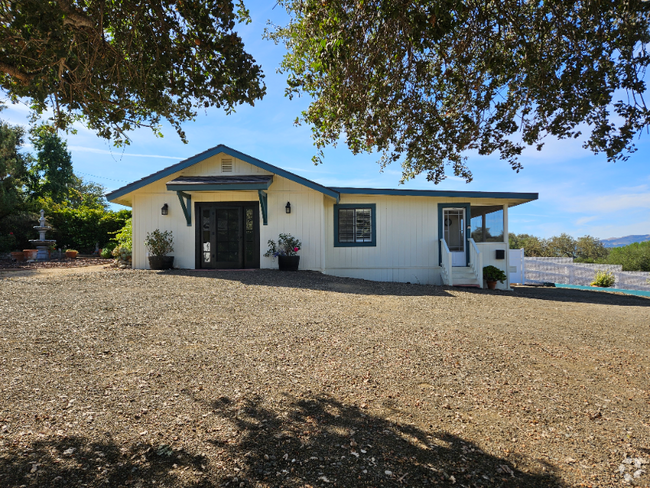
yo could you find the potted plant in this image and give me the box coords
[483,265,507,289]
[10,251,25,262]
[23,249,38,261]
[264,233,302,271]
[65,249,78,259]
[145,229,174,270]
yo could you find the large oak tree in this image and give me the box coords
[0,0,265,144]
[271,0,650,182]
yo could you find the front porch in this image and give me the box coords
[439,203,511,289]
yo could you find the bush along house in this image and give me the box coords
[106,145,538,289]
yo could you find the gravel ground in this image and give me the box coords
[0,257,112,270]
[0,268,649,488]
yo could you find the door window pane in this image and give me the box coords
[444,209,465,252]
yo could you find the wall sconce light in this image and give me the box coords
[161,203,169,215]
[285,202,291,214]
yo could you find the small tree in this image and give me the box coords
[27,126,74,203]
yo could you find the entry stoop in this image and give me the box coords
[451,267,481,288]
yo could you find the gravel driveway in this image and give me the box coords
[0,268,648,487]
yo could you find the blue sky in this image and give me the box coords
[2,2,649,240]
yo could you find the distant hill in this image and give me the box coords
[601,234,650,248]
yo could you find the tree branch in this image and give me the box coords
[0,60,34,84]
[56,0,94,29]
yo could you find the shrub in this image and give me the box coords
[144,229,174,257]
[483,265,507,283]
[606,241,650,271]
[100,242,117,258]
[264,233,302,257]
[37,205,131,252]
[0,211,39,249]
[591,270,615,288]
[0,232,17,253]
[112,245,132,266]
[112,218,132,251]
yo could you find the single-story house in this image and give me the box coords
[106,145,537,289]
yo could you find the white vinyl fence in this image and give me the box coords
[524,257,650,292]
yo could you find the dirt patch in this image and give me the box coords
[0,269,648,487]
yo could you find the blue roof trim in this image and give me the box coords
[332,187,538,201]
[106,144,340,202]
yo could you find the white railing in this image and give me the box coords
[468,238,483,288]
[440,238,453,285]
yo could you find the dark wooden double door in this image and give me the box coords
[196,202,260,269]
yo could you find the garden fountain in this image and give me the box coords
[29,209,56,261]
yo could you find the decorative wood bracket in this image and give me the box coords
[176,191,192,226]
[258,190,268,226]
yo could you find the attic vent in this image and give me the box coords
[221,159,233,172]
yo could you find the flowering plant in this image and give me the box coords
[264,233,302,257]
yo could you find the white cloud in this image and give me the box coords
[575,216,598,225]
[68,145,184,160]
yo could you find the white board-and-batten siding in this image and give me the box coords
[324,195,442,285]
[129,153,326,271]
[126,151,512,287]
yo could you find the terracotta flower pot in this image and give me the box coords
[23,249,38,261]
[65,250,78,259]
[10,251,25,262]
[486,280,497,290]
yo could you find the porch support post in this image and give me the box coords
[258,190,268,225]
[503,203,510,289]
[176,191,192,226]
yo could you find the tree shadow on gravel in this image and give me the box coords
[509,286,650,307]
[0,434,208,487]
[173,269,455,297]
[203,393,564,487]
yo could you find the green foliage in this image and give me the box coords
[509,233,548,257]
[591,271,616,288]
[264,233,302,257]
[0,211,38,249]
[0,0,265,145]
[0,119,31,219]
[546,233,577,258]
[483,265,507,283]
[144,229,174,257]
[0,231,17,252]
[271,0,650,182]
[112,245,132,266]
[100,242,117,259]
[112,218,132,251]
[606,241,650,271]
[38,201,131,253]
[509,233,610,261]
[67,176,108,210]
[27,126,74,203]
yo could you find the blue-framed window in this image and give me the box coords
[334,204,376,247]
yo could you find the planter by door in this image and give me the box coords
[486,280,497,290]
[278,255,300,271]
[149,256,174,270]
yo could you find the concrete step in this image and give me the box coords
[450,267,480,287]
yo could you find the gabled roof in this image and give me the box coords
[106,144,538,206]
[105,144,341,202]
